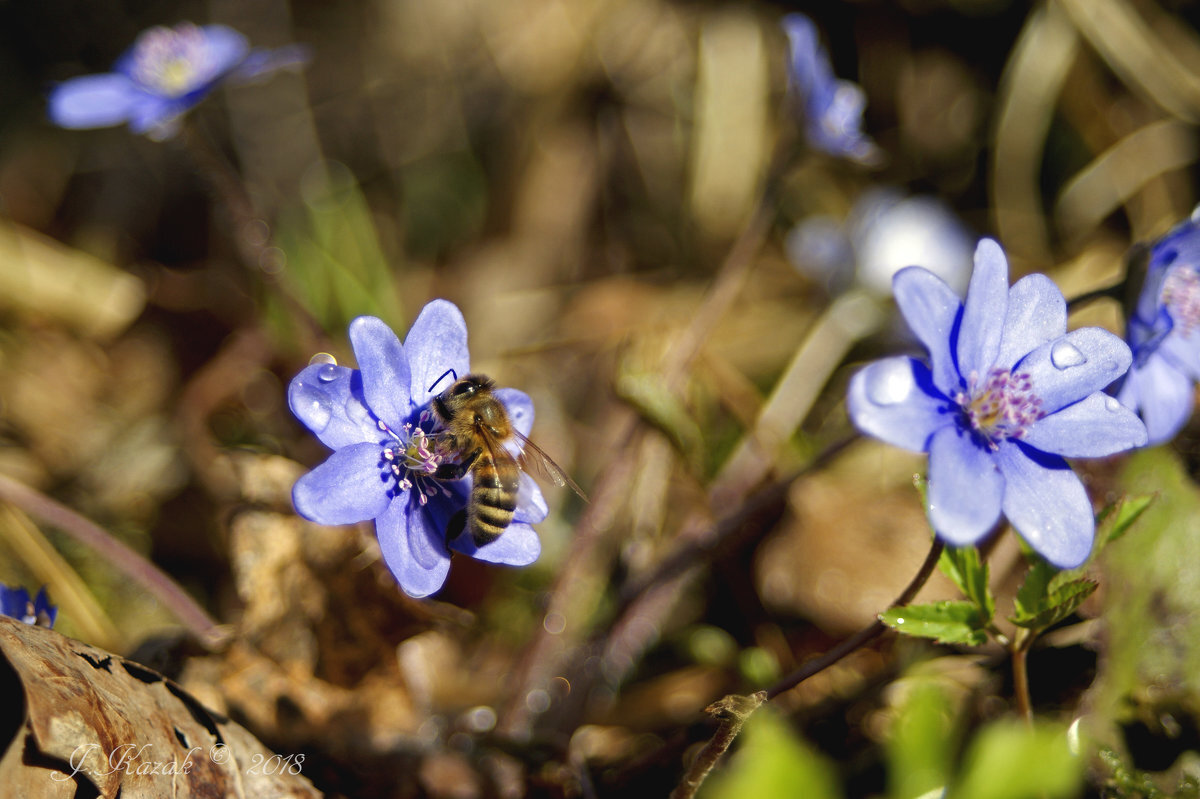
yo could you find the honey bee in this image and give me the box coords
[430,371,585,545]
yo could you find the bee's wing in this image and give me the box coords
[512,429,588,501]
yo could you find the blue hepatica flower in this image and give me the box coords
[0,585,57,628]
[782,13,881,166]
[48,22,309,140]
[288,301,547,598]
[849,239,1147,568]
[1116,211,1200,445]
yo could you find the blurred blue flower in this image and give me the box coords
[782,13,881,166]
[48,22,309,140]
[1115,211,1200,445]
[288,302,547,598]
[848,239,1146,567]
[787,189,973,296]
[0,585,57,628]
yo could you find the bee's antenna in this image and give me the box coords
[429,369,458,393]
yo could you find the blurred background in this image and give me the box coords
[3,0,1200,796]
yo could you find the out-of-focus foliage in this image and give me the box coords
[700,707,842,799]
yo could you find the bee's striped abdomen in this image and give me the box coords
[467,453,520,545]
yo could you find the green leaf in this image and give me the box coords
[937,545,995,623]
[948,719,1082,799]
[887,676,956,799]
[701,707,842,799]
[615,372,704,468]
[1010,578,1097,630]
[1096,493,1155,546]
[880,602,988,646]
[1012,559,1055,622]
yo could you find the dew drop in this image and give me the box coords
[317,364,340,383]
[309,351,337,366]
[1050,340,1087,370]
[894,617,905,625]
[865,359,914,406]
[1104,395,1122,412]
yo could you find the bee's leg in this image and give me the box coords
[444,509,467,543]
[433,447,480,481]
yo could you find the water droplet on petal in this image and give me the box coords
[894,617,905,625]
[865,359,914,406]
[318,363,340,383]
[309,351,337,366]
[293,381,333,430]
[1104,395,1122,412]
[1050,340,1087,370]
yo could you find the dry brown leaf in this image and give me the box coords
[0,616,322,798]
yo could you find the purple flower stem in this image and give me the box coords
[0,472,226,649]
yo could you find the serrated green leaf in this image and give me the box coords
[1012,558,1055,621]
[881,602,988,646]
[1096,493,1155,546]
[1010,579,1097,630]
[948,719,1082,799]
[937,545,994,623]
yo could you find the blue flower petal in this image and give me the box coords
[893,266,963,392]
[451,522,541,566]
[376,499,451,598]
[293,442,392,524]
[47,74,139,129]
[956,239,1009,380]
[228,44,312,83]
[1118,351,1196,445]
[1157,328,1200,377]
[406,300,470,406]
[349,316,411,430]
[514,472,549,524]
[847,357,951,452]
[927,425,1004,546]
[998,443,1094,568]
[0,586,30,620]
[193,25,251,81]
[288,363,377,449]
[995,273,1067,370]
[495,388,535,438]
[1021,392,1147,457]
[1018,328,1132,414]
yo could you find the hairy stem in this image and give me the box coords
[669,692,767,799]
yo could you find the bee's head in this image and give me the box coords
[450,374,494,399]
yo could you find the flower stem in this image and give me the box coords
[0,472,226,650]
[765,536,945,700]
[1011,628,1034,724]
[669,692,767,799]
[666,537,946,799]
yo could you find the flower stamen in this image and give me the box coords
[1162,264,1200,337]
[128,24,213,96]
[378,419,446,504]
[955,368,1043,449]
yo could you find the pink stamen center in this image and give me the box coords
[955,368,1043,449]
